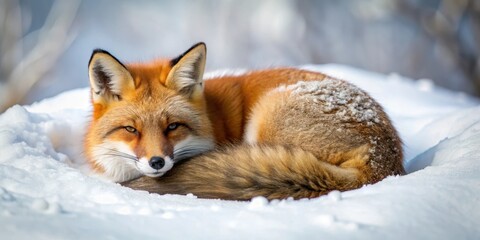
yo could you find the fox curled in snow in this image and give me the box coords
[84,42,405,200]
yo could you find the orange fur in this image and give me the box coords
[85,43,405,199]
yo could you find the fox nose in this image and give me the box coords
[149,156,165,170]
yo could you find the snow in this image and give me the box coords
[282,79,382,125]
[1,64,480,239]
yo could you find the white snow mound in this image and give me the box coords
[0,65,479,239]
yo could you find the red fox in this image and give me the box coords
[84,42,405,200]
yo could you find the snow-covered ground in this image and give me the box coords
[1,65,479,239]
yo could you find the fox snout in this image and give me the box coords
[136,155,175,178]
[149,156,165,170]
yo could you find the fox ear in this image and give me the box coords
[88,49,135,104]
[166,42,206,99]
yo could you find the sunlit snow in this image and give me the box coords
[1,65,479,239]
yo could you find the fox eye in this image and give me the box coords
[124,126,137,133]
[167,123,179,131]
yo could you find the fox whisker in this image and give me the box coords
[100,153,138,162]
[174,146,212,162]
[96,146,139,163]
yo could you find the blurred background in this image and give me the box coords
[1,0,479,112]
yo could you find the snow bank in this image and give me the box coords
[1,65,479,239]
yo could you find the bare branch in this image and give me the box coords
[0,0,80,112]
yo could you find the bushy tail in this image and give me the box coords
[122,144,370,200]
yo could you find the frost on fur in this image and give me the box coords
[279,79,382,126]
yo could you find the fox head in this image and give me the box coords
[84,43,215,182]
